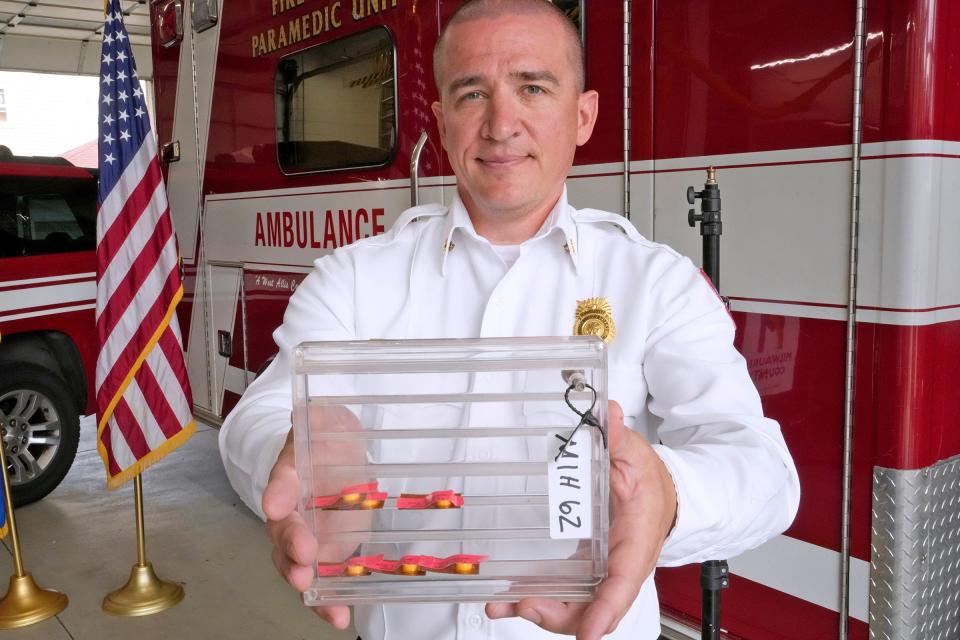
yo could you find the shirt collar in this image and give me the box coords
[440,186,579,275]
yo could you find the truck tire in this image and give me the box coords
[0,364,81,506]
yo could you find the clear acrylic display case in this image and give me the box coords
[292,336,609,605]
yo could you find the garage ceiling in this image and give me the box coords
[1,0,150,45]
[0,0,153,77]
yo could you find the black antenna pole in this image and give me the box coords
[687,167,729,640]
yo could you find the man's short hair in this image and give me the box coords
[433,0,585,92]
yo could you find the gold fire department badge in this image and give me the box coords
[573,297,616,343]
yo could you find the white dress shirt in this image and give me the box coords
[219,187,800,640]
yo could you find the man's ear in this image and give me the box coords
[576,90,599,147]
[431,101,447,149]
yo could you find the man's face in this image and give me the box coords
[432,13,598,226]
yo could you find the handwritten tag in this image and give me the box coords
[547,431,592,539]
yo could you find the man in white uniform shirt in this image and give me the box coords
[219,1,800,638]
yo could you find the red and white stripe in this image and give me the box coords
[0,274,97,322]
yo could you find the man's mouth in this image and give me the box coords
[476,154,530,167]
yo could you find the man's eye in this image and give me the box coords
[522,85,545,96]
[462,91,484,101]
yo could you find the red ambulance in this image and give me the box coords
[148,1,960,637]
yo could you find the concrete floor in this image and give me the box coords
[0,416,357,640]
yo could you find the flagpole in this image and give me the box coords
[134,474,147,566]
[96,0,192,618]
[0,439,68,628]
[102,474,184,616]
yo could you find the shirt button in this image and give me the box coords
[468,614,482,627]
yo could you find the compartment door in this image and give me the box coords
[207,262,248,418]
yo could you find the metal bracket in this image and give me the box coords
[409,131,429,208]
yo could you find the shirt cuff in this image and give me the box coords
[650,443,698,566]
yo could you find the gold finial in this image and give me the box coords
[573,297,616,343]
[706,166,717,185]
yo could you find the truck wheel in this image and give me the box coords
[0,365,81,506]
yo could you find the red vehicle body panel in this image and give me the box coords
[0,250,97,414]
[643,1,960,634]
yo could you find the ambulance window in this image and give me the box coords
[275,28,396,174]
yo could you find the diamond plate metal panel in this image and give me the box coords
[870,455,960,640]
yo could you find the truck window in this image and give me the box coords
[275,27,396,174]
[0,178,96,258]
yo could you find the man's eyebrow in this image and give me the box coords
[445,70,561,94]
[446,75,484,94]
[510,70,560,85]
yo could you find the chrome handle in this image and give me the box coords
[410,131,429,208]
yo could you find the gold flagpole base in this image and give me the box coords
[0,572,68,629]
[102,562,183,617]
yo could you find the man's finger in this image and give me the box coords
[521,599,587,634]
[576,573,638,640]
[487,598,586,635]
[312,604,352,630]
[484,602,517,619]
[607,400,626,451]
[263,431,299,521]
[267,511,318,565]
[271,544,316,592]
[266,511,319,594]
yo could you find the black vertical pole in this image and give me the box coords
[687,167,722,290]
[687,167,729,640]
[699,560,729,639]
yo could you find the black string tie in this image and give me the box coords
[555,381,607,461]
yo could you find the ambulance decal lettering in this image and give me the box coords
[253,208,385,249]
[252,0,399,58]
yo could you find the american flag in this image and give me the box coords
[96,0,194,488]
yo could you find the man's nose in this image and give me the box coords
[481,91,522,142]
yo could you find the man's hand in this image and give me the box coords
[263,430,352,629]
[486,400,678,639]
[263,405,368,631]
